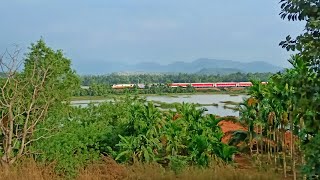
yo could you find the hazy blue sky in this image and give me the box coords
[1,0,303,70]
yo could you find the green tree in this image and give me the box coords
[279,0,320,178]
[0,39,79,166]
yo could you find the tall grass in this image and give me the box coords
[0,159,59,180]
[0,158,280,180]
[78,156,280,180]
[79,162,280,180]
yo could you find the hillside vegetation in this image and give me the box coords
[80,72,273,86]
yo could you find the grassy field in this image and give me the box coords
[0,158,281,180]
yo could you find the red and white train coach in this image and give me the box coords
[169,83,190,87]
[238,82,253,87]
[190,83,214,88]
[111,82,267,89]
[168,82,263,88]
[214,82,237,87]
[169,83,215,88]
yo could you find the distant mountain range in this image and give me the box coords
[74,58,283,75]
[196,68,244,75]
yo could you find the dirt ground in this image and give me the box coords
[218,120,247,144]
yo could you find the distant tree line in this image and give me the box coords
[74,83,196,96]
[80,72,273,86]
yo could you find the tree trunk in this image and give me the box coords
[300,117,306,180]
[279,123,287,178]
[268,127,271,163]
[290,112,296,180]
[260,125,263,155]
[2,107,14,167]
[274,127,278,171]
[249,132,253,155]
[282,129,287,178]
[0,160,10,176]
[290,112,293,158]
[302,154,306,180]
[257,138,259,155]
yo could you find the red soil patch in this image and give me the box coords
[218,120,247,144]
[218,120,298,148]
[284,131,299,148]
[219,120,247,134]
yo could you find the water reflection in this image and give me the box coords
[145,94,247,117]
[70,94,247,117]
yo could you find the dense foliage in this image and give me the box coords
[32,96,236,176]
[0,39,79,166]
[74,83,196,96]
[235,1,320,179]
[80,72,273,86]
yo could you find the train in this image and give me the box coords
[111,82,267,89]
[112,84,145,89]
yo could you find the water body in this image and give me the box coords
[71,94,248,117]
[146,94,247,117]
[70,99,110,107]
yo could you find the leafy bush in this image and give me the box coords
[302,133,320,178]
[100,98,237,168]
[31,104,110,176]
[31,96,237,176]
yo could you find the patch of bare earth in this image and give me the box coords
[218,120,247,144]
